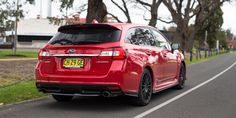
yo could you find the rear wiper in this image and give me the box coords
[51,39,73,45]
[73,40,102,45]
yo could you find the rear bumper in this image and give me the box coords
[35,58,142,97]
[36,82,137,97]
[35,68,141,96]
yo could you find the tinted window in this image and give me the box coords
[125,28,136,44]
[49,28,121,45]
[125,28,144,46]
[125,27,156,47]
[142,28,156,46]
[151,29,171,50]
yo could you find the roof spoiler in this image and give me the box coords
[58,24,121,32]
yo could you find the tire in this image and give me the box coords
[133,69,153,106]
[175,63,186,89]
[52,94,73,102]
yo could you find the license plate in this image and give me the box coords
[63,58,84,68]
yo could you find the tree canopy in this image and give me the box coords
[0,0,34,31]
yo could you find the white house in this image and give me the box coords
[14,18,60,49]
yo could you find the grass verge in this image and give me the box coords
[186,52,229,65]
[0,50,37,59]
[0,81,45,105]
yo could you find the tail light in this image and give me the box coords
[38,49,50,60]
[98,47,127,60]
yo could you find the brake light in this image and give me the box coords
[38,49,50,60]
[98,47,127,60]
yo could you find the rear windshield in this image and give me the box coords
[49,28,121,45]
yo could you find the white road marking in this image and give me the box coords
[134,61,236,118]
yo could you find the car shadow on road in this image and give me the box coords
[43,96,136,112]
[39,86,191,113]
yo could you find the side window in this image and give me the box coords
[151,29,171,50]
[125,28,145,46]
[125,27,156,47]
[142,28,156,47]
[125,28,136,44]
[134,28,145,46]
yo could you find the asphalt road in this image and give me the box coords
[1,52,236,118]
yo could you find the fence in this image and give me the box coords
[187,48,229,62]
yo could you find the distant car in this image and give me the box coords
[35,23,186,106]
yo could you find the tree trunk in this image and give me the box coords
[148,1,158,26]
[175,22,198,53]
[86,0,107,23]
[148,0,162,27]
[175,24,189,52]
[187,28,197,52]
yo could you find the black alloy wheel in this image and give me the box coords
[175,63,186,89]
[133,69,153,106]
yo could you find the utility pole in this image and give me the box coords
[216,40,219,54]
[13,0,19,55]
[40,0,42,18]
[204,30,208,58]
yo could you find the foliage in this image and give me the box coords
[50,0,133,24]
[196,5,224,49]
[59,0,74,11]
[216,30,228,48]
[0,0,34,32]
[161,0,230,52]
[226,29,234,40]
[48,0,87,25]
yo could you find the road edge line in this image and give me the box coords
[134,60,236,118]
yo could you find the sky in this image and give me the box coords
[22,0,236,34]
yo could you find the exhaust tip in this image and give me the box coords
[102,91,111,97]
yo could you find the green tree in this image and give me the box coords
[0,0,34,31]
[197,5,224,49]
[226,29,233,40]
[0,0,34,55]
[162,0,230,52]
[216,30,227,49]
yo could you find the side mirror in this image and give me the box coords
[171,43,180,51]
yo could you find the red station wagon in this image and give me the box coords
[35,23,186,106]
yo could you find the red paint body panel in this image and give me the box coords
[35,23,185,96]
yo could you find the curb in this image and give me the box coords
[0,96,49,109]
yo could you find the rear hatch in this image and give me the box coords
[39,24,125,76]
